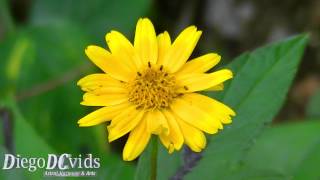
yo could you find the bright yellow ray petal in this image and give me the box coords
[161,26,202,73]
[204,83,224,91]
[156,31,171,66]
[134,18,158,66]
[145,110,169,135]
[108,106,145,142]
[183,93,235,125]
[176,69,233,93]
[161,110,184,151]
[77,74,127,94]
[123,119,151,161]
[159,134,175,154]
[174,113,206,152]
[175,53,221,75]
[85,45,133,82]
[78,103,130,127]
[105,31,141,70]
[170,98,218,134]
[182,94,224,129]
[81,93,127,106]
[77,73,122,87]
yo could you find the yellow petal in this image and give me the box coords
[160,110,184,152]
[182,94,223,129]
[183,93,235,125]
[78,103,130,127]
[145,110,169,135]
[108,106,145,142]
[81,93,127,106]
[204,83,224,91]
[85,45,133,82]
[176,69,233,93]
[170,98,218,134]
[77,74,127,94]
[159,134,175,154]
[105,31,141,70]
[175,114,206,152]
[175,53,221,75]
[134,18,158,66]
[123,119,151,161]
[156,31,171,66]
[77,73,122,87]
[161,26,202,73]
[88,87,127,95]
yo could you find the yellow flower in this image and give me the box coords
[77,18,235,161]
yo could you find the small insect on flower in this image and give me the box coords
[77,18,235,161]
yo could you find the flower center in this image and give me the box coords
[127,64,178,110]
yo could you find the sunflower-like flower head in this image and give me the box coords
[77,18,235,161]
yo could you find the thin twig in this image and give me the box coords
[0,108,14,153]
[15,63,90,101]
[171,146,202,180]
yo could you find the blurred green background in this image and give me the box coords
[0,0,319,179]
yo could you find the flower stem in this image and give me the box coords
[150,136,158,180]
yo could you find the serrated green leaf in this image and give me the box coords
[186,34,309,180]
[157,50,251,180]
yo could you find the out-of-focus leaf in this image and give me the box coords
[135,137,158,180]
[0,32,35,97]
[0,96,55,179]
[29,0,151,40]
[11,23,106,156]
[0,146,24,180]
[0,21,109,157]
[243,121,320,180]
[186,34,309,180]
[0,0,15,37]
[306,89,320,119]
[293,141,320,180]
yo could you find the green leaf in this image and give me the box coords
[135,136,158,180]
[0,96,55,179]
[306,89,320,119]
[0,22,109,162]
[0,146,25,180]
[13,23,96,154]
[186,34,309,180]
[29,0,151,40]
[243,121,320,180]
[157,146,182,180]
[0,32,35,97]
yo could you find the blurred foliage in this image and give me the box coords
[306,89,320,119]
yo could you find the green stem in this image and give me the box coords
[134,135,159,180]
[150,136,158,180]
